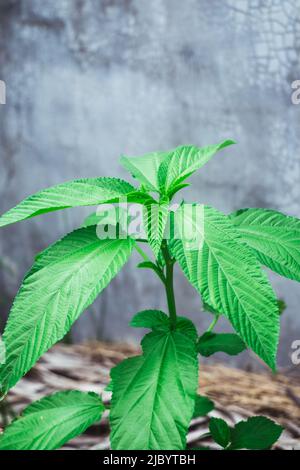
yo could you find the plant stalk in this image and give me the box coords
[162,243,177,329]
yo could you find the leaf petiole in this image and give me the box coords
[135,243,151,262]
[206,314,220,333]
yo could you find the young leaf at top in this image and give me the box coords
[143,198,169,256]
[0,391,104,450]
[120,140,234,195]
[0,227,134,395]
[193,395,214,417]
[158,140,235,196]
[230,208,300,282]
[0,177,152,228]
[120,150,168,192]
[209,417,231,449]
[197,332,246,357]
[109,315,198,450]
[170,204,279,370]
[229,416,283,450]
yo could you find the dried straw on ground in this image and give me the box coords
[1,342,300,450]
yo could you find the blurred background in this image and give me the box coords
[0,0,299,369]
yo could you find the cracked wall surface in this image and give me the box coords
[0,0,299,367]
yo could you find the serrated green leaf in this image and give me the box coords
[170,204,279,370]
[0,177,151,228]
[143,198,169,256]
[229,416,283,450]
[197,332,246,357]
[209,417,231,448]
[230,208,300,282]
[0,391,104,450]
[130,310,170,330]
[193,395,214,417]
[109,317,198,450]
[0,227,134,394]
[158,140,235,195]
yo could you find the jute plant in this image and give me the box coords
[1,141,298,449]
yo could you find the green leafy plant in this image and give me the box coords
[208,416,283,450]
[0,140,297,450]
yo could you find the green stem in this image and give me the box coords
[162,243,177,329]
[206,314,220,333]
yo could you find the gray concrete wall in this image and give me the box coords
[0,0,299,367]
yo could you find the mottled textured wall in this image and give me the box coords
[0,0,299,367]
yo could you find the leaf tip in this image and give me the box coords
[221,139,237,148]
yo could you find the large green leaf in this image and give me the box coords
[158,140,235,195]
[0,227,134,394]
[109,313,198,450]
[197,332,246,357]
[143,198,169,256]
[0,391,104,450]
[170,204,279,369]
[0,177,150,228]
[229,416,283,450]
[230,208,300,282]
